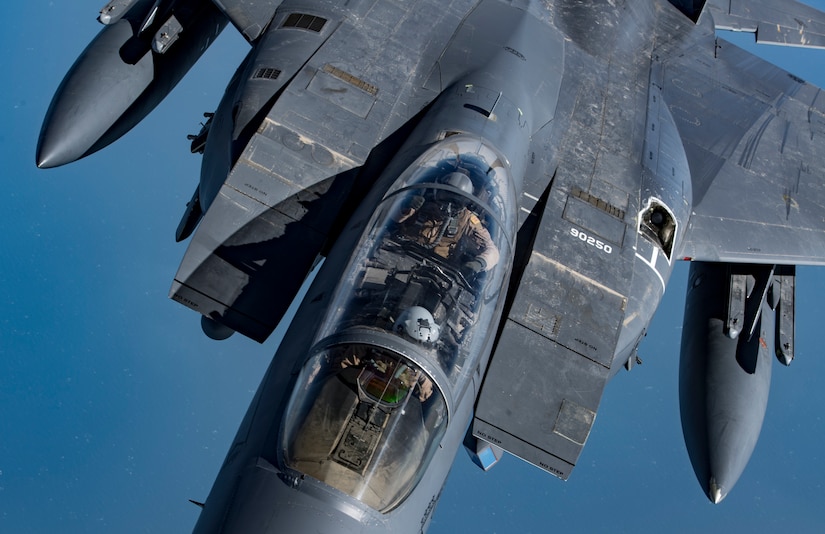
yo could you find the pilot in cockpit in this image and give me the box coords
[395,171,500,278]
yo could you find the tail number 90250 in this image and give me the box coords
[570,228,613,254]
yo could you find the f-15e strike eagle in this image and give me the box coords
[37,0,825,531]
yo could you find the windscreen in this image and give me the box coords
[318,135,515,387]
[283,343,447,512]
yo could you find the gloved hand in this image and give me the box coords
[399,195,425,221]
[408,195,425,211]
[461,258,486,278]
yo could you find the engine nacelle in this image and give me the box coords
[612,81,693,370]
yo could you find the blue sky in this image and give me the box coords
[2,1,825,532]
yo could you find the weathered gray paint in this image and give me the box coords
[37,0,825,531]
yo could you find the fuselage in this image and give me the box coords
[192,69,528,534]
[36,0,818,526]
[191,1,699,531]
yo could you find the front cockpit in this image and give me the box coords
[282,135,517,512]
[284,343,446,511]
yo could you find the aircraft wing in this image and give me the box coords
[469,1,825,481]
[172,3,469,341]
[172,0,558,342]
[706,0,825,48]
[666,35,825,264]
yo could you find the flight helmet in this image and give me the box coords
[394,306,441,343]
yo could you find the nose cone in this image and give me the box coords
[36,112,95,168]
[36,135,74,169]
[36,19,153,168]
[709,477,725,504]
[680,317,773,504]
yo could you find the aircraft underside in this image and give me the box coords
[37,0,825,531]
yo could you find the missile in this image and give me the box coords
[679,262,775,503]
[36,0,227,168]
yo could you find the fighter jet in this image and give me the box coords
[37,0,825,531]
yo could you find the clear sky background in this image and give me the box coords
[2,1,825,532]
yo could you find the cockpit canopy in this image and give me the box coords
[317,134,516,388]
[282,135,517,512]
[384,134,514,232]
